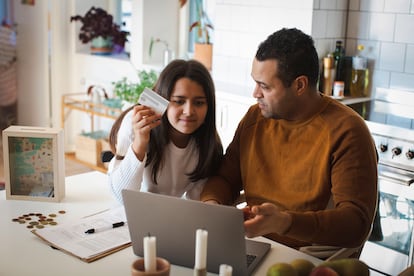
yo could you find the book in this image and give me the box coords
[32,206,131,263]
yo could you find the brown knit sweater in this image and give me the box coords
[201,95,378,249]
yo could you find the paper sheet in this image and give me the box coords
[32,206,131,262]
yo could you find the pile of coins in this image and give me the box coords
[12,210,66,229]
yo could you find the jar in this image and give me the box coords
[333,81,345,98]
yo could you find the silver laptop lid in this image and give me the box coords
[122,190,269,275]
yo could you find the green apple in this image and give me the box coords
[317,258,369,276]
[267,262,298,276]
[290,259,315,276]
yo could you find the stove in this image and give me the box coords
[345,88,414,276]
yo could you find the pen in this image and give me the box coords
[84,221,126,234]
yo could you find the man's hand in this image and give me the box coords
[243,203,292,238]
[203,199,220,205]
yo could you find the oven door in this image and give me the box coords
[360,165,414,276]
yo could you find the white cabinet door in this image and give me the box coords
[215,92,255,150]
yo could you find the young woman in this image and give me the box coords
[108,59,223,202]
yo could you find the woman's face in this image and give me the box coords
[167,77,208,135]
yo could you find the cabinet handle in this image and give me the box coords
[221,105,228,129]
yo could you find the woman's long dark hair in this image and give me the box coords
[109,59,223,184]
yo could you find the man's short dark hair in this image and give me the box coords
[255,28,320,88]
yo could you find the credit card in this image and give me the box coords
[138,87,169,115]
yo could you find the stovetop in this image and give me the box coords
[345,88,414,172]
[347,99,414,130]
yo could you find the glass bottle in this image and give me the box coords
[333,40,345,81]
[350,45,369,97]
[323,54,335,96]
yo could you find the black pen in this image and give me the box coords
[84,221,126,234]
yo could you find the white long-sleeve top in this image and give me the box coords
[107,110,206,203]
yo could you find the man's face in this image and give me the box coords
[251,58,296,120]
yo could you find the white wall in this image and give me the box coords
[212,0,314,97]
[345,0,414,92]
[14,0,50,127]
[212,0,414,97]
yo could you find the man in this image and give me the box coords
[201,28,378,252]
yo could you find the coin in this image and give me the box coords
[49,214,57,217]
[29,221,39,225]
[58,210,66,214]
[36,225,44,229]
[49,221,58,225]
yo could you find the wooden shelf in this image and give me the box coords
[61,93,122,132]
[62,94,119,171]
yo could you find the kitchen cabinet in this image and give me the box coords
[216,92,255,150]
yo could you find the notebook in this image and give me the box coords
[122,190,271,276]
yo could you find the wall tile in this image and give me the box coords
[336,0,349,10]
[227,56,249,86]
[369,13,395,42]
[347,11,370,39]
[212,55,230,83]
[384,0,410,13]
[360,0,384,12]
[239,33,259,59]
[405,44,414,73]
[371,69,390,89]
[380,42,405,71]
[349,0,360,11]
[212,0,414,95]
[395,15,414,44]
[312,10,328,38]
[315,38,334,58]
[326,11,347,37]
[390,72,414,91]
[320,0,336,9]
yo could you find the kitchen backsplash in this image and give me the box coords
[212,0,414,97]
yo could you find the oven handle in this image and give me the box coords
[378,170,414,186]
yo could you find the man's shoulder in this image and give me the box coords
[321,98,370,134]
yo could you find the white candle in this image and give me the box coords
[143,236,157,272]
[194,229,208,269]
[219,264,233,276]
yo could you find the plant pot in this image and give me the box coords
[90,36,113,55]
[194,43,213,71]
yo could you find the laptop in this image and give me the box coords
[122,190,271,276]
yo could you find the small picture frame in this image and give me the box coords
[2,126,65,202]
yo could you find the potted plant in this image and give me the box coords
[70,6,129,55]
[188,0,214,70]
[112,70,158,109]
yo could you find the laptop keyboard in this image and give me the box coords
[246,254,257,267]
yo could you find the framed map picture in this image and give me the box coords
[2,126,65,202]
